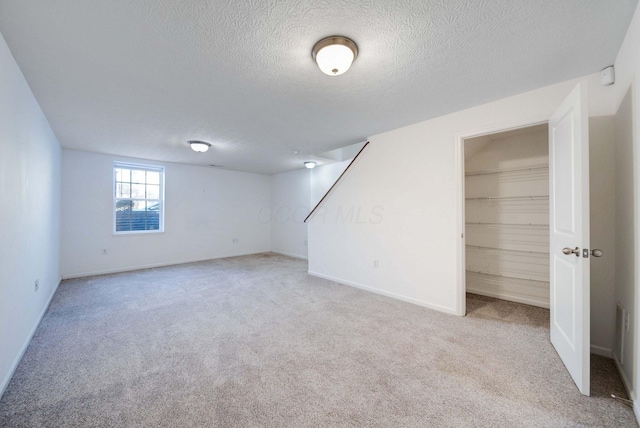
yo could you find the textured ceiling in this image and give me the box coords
[0,0,637,174]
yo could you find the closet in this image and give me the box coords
[464,124,550,308]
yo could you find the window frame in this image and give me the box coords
[113,162,165,235]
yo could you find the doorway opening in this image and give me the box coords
[463,123,550,309]
[456,84,591,395]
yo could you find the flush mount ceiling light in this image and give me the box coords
[312,36,358,76]
[188,140,211,153]
[304,161,317,169]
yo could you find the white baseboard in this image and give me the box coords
[614,354,638,425]
[590,345,613,358]
[61,250,272,279]
[270,250,308,260]
[308,271,459,316]
[613,352,634,401]
[0,276,61,399]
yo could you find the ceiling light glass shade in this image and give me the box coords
[304,161,317,169]
[189,141,211,152]
[312,36,358,76]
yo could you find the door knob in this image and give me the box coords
[590,249,604,257]
[562,247,580,257]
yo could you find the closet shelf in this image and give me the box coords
[466,271,550,302]
[466,245,549,256]
[465,196,548,202]
[465,163,548,177]
[465,271,550,288]
[465,222,549,228]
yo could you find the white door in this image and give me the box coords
[549,82,590,395]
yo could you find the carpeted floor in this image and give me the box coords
[0,253,635,427]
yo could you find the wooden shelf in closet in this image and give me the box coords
[465,163,549,177]
[465,271,550,306]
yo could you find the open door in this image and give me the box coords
[549,82,590,395]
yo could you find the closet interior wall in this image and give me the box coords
[465,124,550,308]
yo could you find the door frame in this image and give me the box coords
[454,118,549,317]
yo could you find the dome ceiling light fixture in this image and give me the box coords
[312,36,358,76]
[188,140,211,153]
[304,161,317,169]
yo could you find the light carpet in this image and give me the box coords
[0,253,635,427]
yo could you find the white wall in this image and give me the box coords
[589,116,617,358]
[270,168,310,259]
[614,89,635,391]
[308,72,615,317]
[608,2,640,412]
[310,160,351,207]
[269,160,352,259]
[0,33,61,396]
[61,150,271,278]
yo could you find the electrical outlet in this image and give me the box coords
[232,238,239,243]
[34,279,39,292]
[373,260,379,268]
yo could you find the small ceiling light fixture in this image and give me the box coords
[188,140,211,153]
[304,161,317,169]
[312,36,358,76]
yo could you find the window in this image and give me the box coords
[114,163,164,233]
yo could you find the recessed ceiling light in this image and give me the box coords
[312,36,358,76]
[188,140,211,152]
[304,161,317,169]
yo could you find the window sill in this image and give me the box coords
[112,230,165,236]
